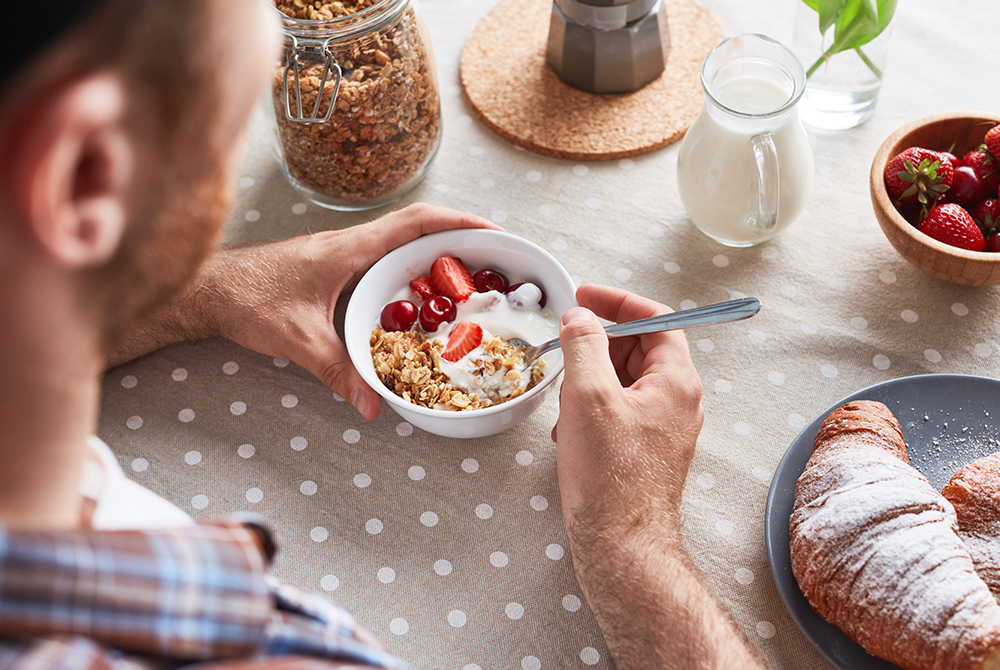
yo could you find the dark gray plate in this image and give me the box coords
[765,373,1000,670]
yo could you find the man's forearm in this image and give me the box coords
[106,266,222,367]
[571,528,768,670]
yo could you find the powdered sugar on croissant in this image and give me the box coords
[943,453,1000,599]
[790,401,1000,670]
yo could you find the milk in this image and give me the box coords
[677,73,814,247]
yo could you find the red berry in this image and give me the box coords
[380,300,418,332]
[950,166,986,205]
[940,151,960,165]
[960,150,1000,197]
[973,198,1000,229]
[430,257,476,303]
[919,203,985,252]
[986,233,1000,253]
[985,125,1000,162]
[473,268,510,293]
[441,321,484,362]
[409,275,435,302]
[418,295,456,332]
[884,147,953,205]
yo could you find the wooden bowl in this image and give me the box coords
[870,111,1000,286]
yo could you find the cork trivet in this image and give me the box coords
[460,0,725,161]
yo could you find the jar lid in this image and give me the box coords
[271,0,409,44]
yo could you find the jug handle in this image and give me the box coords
[749,132,779,235]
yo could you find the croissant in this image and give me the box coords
[943,453,1000,599]
[790,400,1000,670]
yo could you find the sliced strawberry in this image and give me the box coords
[430,256,476,303]
[441,321,483,362]
[919,203,985,252]
[409,275,436,302]
[884,147,953,205]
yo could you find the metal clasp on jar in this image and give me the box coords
[282,34,342,124]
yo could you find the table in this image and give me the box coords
[97,1,1000,668]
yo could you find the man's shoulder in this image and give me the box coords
[0,633,389,670]
[0,523,407,670]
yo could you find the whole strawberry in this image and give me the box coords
[919,203,985,252]
[985,124,1000,161]
[884,147,954,205]
[973,198,1000,232]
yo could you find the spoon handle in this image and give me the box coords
[531,297,761,359]
[604,297,761,339]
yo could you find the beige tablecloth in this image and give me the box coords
[98,1,1000,668]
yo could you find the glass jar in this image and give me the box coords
[791,0,894,130]
[268,0,442,210]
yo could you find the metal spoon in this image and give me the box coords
[509,297,761,369]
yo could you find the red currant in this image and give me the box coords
[380,300,418,331]
[949,166,986,205]
[473,268,510,293]
[419,295,456,332]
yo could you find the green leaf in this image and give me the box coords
[876,0,897,30]
[832,0,879,51]
[861,0,878,24]
[817,0,845,34]
[834,0,863,39]
[802,0,895,79]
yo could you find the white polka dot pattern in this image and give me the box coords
[96,16,1000,666]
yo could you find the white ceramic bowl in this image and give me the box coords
[345,229,576,439]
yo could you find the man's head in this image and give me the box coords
[0,0,278,354]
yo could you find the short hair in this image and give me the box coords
[1,0,217,138]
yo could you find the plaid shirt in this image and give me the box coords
[0,521,407,670]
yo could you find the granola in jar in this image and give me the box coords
[270,0,441,210]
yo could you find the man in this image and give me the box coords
[0,1,767,669]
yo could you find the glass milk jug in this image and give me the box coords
[677,34,814,247]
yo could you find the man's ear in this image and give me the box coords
[3,74,132,269]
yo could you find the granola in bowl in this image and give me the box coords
[346,230,575,438]
[368,255,557,413]
[370,328,545,412]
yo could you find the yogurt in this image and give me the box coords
[379,284,560,406]
[433,290,559,399]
